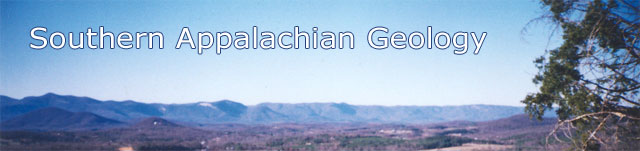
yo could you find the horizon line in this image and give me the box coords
[0,92,527,107]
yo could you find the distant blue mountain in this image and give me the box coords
[1,93,162,122]
[1,107,124,131]
[0,93,532,124]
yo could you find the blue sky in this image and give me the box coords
[0,0,561,106]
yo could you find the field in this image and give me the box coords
[0,114,565,151]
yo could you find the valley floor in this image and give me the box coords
[0,114,565,151]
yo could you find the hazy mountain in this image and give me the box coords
[0,93,162,122]
[0,107,124,131]
[0,93,534,124]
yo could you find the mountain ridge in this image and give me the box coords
[1,93,521,107]
[1,93,538,124]
[0,107,125,131]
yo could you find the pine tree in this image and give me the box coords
[522,0,639,150]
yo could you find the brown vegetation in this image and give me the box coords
[0,114,564,151]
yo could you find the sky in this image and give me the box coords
[0,0,562,106]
